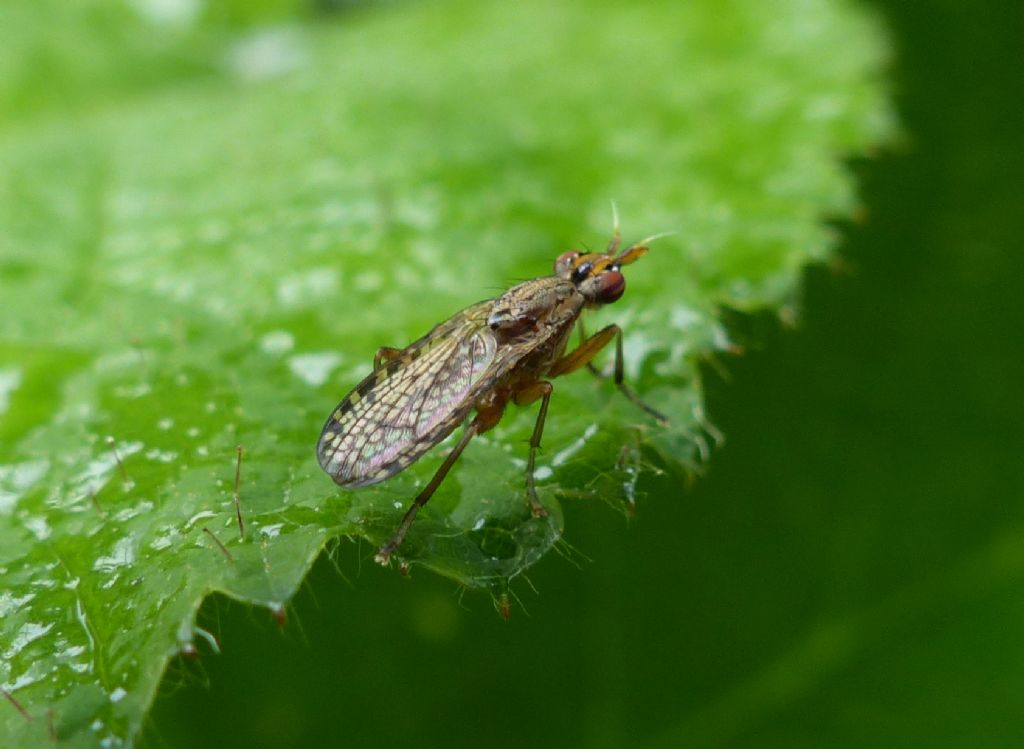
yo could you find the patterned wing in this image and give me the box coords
[317,301,499,487]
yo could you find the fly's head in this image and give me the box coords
[554,240,649,307]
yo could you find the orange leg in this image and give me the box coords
[549,325,618,377]
[551,324,670,426]
[513,381,554,517]
[575,319,605,377]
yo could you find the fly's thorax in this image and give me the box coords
[486,277,582,340]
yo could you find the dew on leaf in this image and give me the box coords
[287,352,342,386]
[227,27,309,82]
[258,523,284,539]
[112,383,152,399]
[0,460,48,515]
[113,501,153,522]
[185,510,216,529]
[552,423,600,467]
[275,267,339,307]
[144,449,177,463]
[0,367,22,414]
[259,330,295,355]
[4,622,55,660]
[72,442,141,501]
[149,525,179,551]
[2,660,47,692]
[133,0,201,27]
[0,592,35,617]
[92,537,136,573]
[22,515,50,541]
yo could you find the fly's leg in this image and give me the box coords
[576,319,603,378]
[551,324,670,426]
[373,346,403,371]
[374,422,479,566]
[513,382,554,518]
[375,401,506,565]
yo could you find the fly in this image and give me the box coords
[317,217,669,565]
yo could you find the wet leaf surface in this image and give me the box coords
[0,0,892,745]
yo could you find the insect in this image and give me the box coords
[317,219,668,565]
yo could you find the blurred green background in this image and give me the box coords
[2,0,1021,747]
[141,2,1022,748]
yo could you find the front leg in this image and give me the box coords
[576,319,605,378]
[550,324,669,426]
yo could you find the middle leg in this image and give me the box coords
[513,381,554,517]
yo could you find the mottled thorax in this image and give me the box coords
[487,277,581,340]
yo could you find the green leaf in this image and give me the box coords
[0,0,893,745]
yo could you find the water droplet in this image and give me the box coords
[552,423,600,467]
[133,0,201,27]
[227,27,309,82]
[275,266,339,307]
[258,523,284,539]
[23,515,51,541]
[0,367,22,415]
[3,621,54,659]
[185,510,217,529]
[93,537,136,572]
[0,460,48,515]
[112,382,152,399]
[287,352,342,387]
[0,592,35,617]
[144,448,178,463]
[260,330,295,355]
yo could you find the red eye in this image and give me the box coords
[555,251,579,277]
[596,270,625,303]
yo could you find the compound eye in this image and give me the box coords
[571,261,594,284]
[595,270,625,303]
[554,250,579,277]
